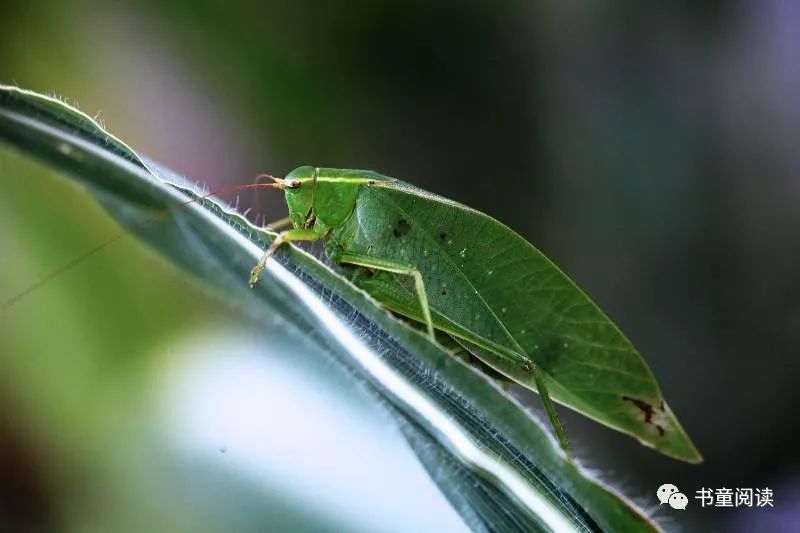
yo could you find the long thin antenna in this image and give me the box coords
[2,181,287,312]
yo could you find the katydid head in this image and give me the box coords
[283,166,316,228]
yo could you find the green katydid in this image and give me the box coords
[1,160,700,462]
[249,166,701,462]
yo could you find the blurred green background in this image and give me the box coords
[2,1,799,531]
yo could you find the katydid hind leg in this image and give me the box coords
[449,335,516,385]
[454,336,573,458]
[335,252,573,456]
[530,363,573,459]
[337,252,436,340]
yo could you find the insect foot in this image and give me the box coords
[249,264,265,288]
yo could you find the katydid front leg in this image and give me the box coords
[249,228,323,287]
[337,252,436,341]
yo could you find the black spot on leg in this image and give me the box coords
[393,218,411,238]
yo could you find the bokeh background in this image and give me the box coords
[1,1,799,531]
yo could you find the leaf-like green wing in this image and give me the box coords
[347,180,701,463]
[0,84,665,532]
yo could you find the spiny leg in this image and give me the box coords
[338,252,435,340]
[530,364,572,459]
[249,228,322,287]
[456,336,572,457]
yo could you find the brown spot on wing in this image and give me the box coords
[623,396,666,437]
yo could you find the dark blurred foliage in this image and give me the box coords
[2,1,799,530]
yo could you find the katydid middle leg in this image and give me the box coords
[337,252,436,340]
